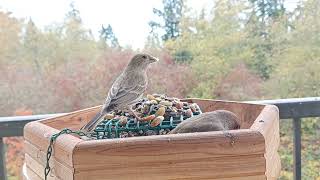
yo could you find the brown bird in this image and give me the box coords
[81,53,159,133]
[169,110,240,134]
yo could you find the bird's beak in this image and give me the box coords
[150,56,159,63]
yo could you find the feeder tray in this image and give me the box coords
[23,99,281,180]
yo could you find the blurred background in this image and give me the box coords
[0,0,319,179]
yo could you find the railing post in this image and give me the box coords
[293,118,301,180]
[0,137,7,180]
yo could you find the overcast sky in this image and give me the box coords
[1,0,298,49]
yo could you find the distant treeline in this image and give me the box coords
[0,0,320,178]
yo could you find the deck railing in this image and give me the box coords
[1,97,320,180]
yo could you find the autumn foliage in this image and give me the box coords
[1,0,320,179]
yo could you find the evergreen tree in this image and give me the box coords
[23,19,43,76]
[246,0,286,79]
[149,0,184,41]
[64,2,93,41]
[99,24,120,48]
[249,0,285,37]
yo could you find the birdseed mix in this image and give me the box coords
[89,94,202,139]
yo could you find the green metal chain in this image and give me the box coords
[44,128,86,180]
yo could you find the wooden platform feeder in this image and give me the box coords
[23,99,280,180]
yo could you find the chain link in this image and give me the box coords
[44,128,87,180]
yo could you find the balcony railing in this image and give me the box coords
[1,97,320,180]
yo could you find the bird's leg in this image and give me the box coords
[222,130,236,146]
[127,105,141,121]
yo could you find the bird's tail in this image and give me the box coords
[80,112,105,132]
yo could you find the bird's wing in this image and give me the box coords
[109,74,146,106]
[110,83,145,105]
[102,73,146,112]
[101,74,123,112]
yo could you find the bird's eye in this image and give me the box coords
[142,55,147,59]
